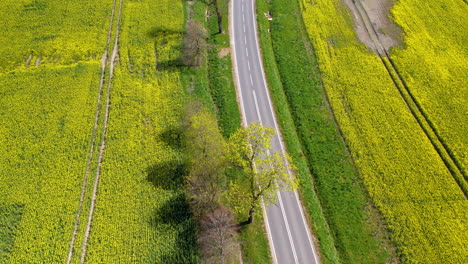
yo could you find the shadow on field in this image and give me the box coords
[149,193,199,263]
[146,125,186,190]
[146,27,183,39]
[146,159,186,191]
[158,125,183,150]
[156,59,185,72]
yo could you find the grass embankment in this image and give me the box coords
[256,0,395,263]
[299,0,467,263]
[183,1,271,263]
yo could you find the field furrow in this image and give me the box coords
[299,0,467,262]
[349,0,467,195]
[78,0,124,262]
[65,0,118,263]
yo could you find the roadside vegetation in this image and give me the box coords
[299,0,467,263]
[183,0,272,263]
[256,0,393,263]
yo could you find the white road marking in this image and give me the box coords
[254,93,300,264]
[252,90,263,127]
[246,47,249,57]
[231,4,277,262]
[247,61,251,71]
[276,191,300,264]
[249,0,320,262]
[250,74,254,86]
[231,0,320,263]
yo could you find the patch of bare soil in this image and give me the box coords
[35,56,42,66]
[25,54,33,68]
[342,0,403,52]
[218,47,231,58]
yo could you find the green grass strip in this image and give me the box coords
[255,0,391,263]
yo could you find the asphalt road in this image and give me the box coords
[230,0,320,263]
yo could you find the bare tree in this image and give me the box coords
[181,19,209,67]
[199,207,239,264]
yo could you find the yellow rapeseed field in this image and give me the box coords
[391,0,468,174]
[299,0,467,263]
[0,0,196,263]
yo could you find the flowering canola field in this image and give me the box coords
[391,0,468,174]
[299,0,467,263]
[0,0,195,263]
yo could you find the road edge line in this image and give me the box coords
[250,0,321,262]
[229,1,278,263]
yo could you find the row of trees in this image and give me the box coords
[182,101,298,263]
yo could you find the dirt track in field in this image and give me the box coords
[344,0,467,196]
[65,0,119,263]
[78,0,124,262]
[342,0,402,53]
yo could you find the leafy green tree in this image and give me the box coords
[183,101,227,217]
[226,122,298,225]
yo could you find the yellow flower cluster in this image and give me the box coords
[0,0,113,72]
[0,63,103,263]
[83,0,192,263]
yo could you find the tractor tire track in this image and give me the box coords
[350,0,467,195]
[66,0,118,263]
[79,0,124,262]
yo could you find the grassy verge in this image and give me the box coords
[182,1,271,263]
[255,0,393,263]
[206,9,241,138]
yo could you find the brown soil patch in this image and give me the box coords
[25,54,33,68]
[219,47,231,58]
[35,56,42,66]
[342,0,403,52]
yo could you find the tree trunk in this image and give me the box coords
[240,207,254,226]
[214,0,224,34]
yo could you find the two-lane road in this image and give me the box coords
[230,0,320,263]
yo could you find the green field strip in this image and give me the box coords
[255,0,397,262]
